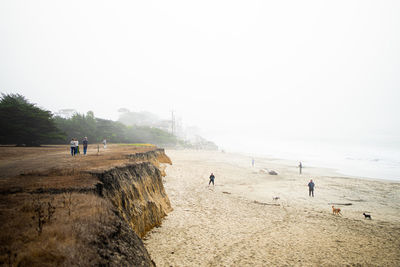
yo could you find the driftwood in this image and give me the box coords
[328,203,353,206]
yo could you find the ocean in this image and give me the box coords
[254,140,400,182]
[226,136,400,182]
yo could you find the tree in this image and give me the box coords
[0,93,64,146]
[118,110,160,127]
[54,108,77,118]
[54,112,97,143]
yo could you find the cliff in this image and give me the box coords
[0,145,172,266]
[127,148,172,177]
[93,149,172,238]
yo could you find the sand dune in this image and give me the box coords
[145,150,400,266]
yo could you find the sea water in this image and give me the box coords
[222,134,400,182]
[252,139,400,182]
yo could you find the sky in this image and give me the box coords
[1,0,400,152]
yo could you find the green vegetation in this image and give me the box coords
[118,110,162,127]
[54,113,180,146]
[0,94,64,146]
[0,93,178,146]
[0,93,217,148]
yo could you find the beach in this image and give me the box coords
[144,150,400,266]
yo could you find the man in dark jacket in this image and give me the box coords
[83,137,88,155]
[308,179,315,197]
[209,173,215,186]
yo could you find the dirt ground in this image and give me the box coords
[0,144,155,178]
[0,144,156,266]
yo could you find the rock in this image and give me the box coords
[259,169,278,175]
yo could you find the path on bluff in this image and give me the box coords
[144,150,400,267]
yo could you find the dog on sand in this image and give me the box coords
[272,196,280,201]
[332,205,342,216]
[363,213,372,219]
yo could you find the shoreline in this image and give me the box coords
[145,149,400,266]
[237,149,400,183]
[218,150,400,223]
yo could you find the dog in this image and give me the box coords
[272,196,280,201]
[332,205,342,216]
[363,213,372,219]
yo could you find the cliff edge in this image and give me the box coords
[0,145,172,266]
[93,149,172,238]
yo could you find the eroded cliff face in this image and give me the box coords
[127,148,172,177]
[0,146,171,267]
[93,149,172,238]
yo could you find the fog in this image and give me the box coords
[1,0,400,153]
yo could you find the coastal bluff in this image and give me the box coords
[91,149,173,238]
[0,145,172,266]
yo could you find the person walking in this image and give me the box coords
[83,137,88,155]
[70,138,76,156]
[308,179,315,197]
[298,162,303,174]
[252,158,255,167]
[209,173,215,186]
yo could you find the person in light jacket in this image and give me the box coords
[70,138,76,156]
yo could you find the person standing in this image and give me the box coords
[252,158,255,167]
[83,137,88,155]
[75,138,79,155]
[308,179,315,197]
[70,138,76,156]
[103,139,107,149]
[209,173,215,186]
[298,162,303,174]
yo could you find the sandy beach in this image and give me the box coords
[145,150,400,266]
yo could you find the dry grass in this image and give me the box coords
[0,144,160,266]
[0,144,155,179]
[0,144,157,193]
[119,143,156,147]
[0,192,117,266]
[0,145,62,161]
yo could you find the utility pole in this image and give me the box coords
[171,110,175,136]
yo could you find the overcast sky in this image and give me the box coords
[1,1,399,151]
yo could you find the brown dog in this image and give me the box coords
[332,205,342,216]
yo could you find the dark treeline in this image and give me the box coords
[53,112,181,146]
[0,93,63,146]
[0,93,183,146]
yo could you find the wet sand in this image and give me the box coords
[145,150,400,266]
